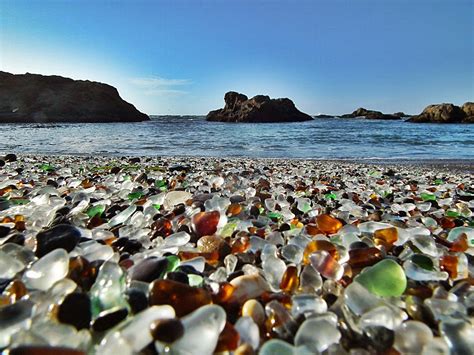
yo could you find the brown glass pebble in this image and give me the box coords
[150,318,185,343]
[149,279,212,317]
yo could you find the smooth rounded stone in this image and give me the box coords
[281,244,303,264]
[163,191,192,209]
[4,153,17,162]
[125,288,148,314]
[23,249,69,291]
[0,225,11,238]
[262,253,286,290]
[90,261,129,316]
[359,305,402,330]
[130,257,168,283]
[403,259,449,281]
[394,320,433,354]
[291,294,327,318]
[229,274,270,304]
[57,292,91,330]
[108,205,137,228]
[309,251,344,280]
[234,316,260,350]
[98,305,175,354]
[35,224,82,257]
[0,300,34,348]
[344,282,381,316]
[92,307,128,332]
[242,299,265,327]
[421,337,450,355]
[259,339,297,355]
[149,279,212,317]
[439,319,474,355]
[191,210,220,237]
[0,250,25,279]
[161,231,191,249]
[295,318,341,353]
[355,259,407,297]
[8,346,86,355]
[150,318,185,343]
[299,265,323,293]
[156,305,226,355]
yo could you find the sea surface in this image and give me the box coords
[1,116,474,160]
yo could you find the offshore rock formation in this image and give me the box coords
[408,103,473,123]
[0,71,149,123]
[340,108,401,120]
[206,91,313,123]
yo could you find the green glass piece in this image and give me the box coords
[434,179,444,185]
[165,255,180,272]
[446,210,460,218]
[259,207,264,214]
[411,254,434,271]
[221,220,238,238]
[188,274,203,287]
[128,191,144,201]
[153,204,161,211]
[420,193,436,201]
[9,199,29,205]
[155,179,167,188]
[324,193,337,200]
[87,205,105,218]
[267,212,283,220]
[355,259,407,297]
[39,163,55,172]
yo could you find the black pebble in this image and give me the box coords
[92,307,128,332]
[0,225,11,239]
[126,288,148,314]
[57,293,92,330]
[4,154,17,162]
[130,257,168,283]
[165,271,189,285]
[35,224,82,257]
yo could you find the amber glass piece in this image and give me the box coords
[290,219,304,229]
[316,214,343,234]
[348,247,383,269]
[303,240,338,264]
[440,217,456,229]
[226,203,242,217]
[212,282,235,304]
[197,234,223,253]
[232,235,250,253]
[234,343,255,355]
[0,216,14,223]
[305,223,322,236]
[67,256,98,291]
[81,179,94,188]
[192,211,220,237]
[3,280,27,304]
[178,250,219,265]
[374,227,398,250]
[450,233,468,252]
[279,265,299,293]
[149,279,212,317]
[152,217,173,239]
[216,321,240,352]
[440,255,458,279]
[406,286,433,299]
[260,292,292,309]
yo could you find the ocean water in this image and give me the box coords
[1,116,473,160]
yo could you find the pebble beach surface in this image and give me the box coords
[0,154,473,354]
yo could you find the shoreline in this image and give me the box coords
[0,152,472,353]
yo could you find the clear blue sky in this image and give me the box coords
[1,0,472,115]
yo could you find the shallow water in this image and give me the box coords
[1,116,473,159]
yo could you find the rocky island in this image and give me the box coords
[408,102,473,123]
[0,71,149,123]
[206,91,313,123]
[340,107,401,120]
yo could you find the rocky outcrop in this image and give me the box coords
[206,91,313,123]
[408,103,473,123]
[340,108,400,120]
[0,71,149,123]
[314,114,335,118]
